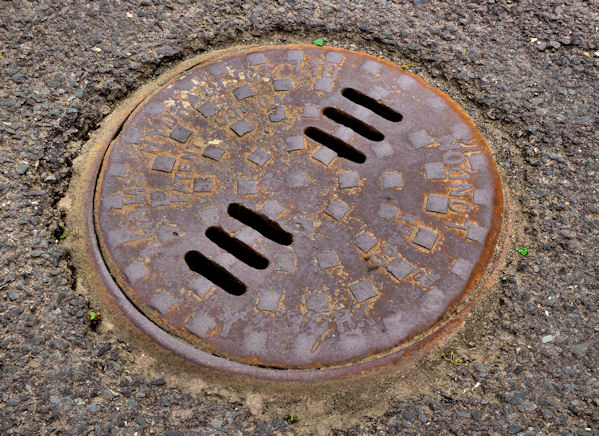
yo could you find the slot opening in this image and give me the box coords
[228,203,293,246]
[322,107,384,141]
[341,88,403,122]
[304,127,366,164]
[184,251,247,296]
[205,226,269,270]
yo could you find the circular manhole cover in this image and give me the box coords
[90,45,503,379]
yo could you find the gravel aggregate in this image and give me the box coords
[0,0,597,434]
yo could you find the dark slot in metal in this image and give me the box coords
[304,127,366,164]
[341,88,403,122]
[205,226,269,270]
[184,250,247,296]
[322,107,384,141]
[228,203,293,246]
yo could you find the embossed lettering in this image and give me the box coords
[449,199,473,214]
[443,151,465,165]
[448,167,471,179]
[445,216,470,230]
[449,183,473,197]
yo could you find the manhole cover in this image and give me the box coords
[90,45,503,379]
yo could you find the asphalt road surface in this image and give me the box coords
[0,1,597,434]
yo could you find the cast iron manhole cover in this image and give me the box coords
[90,45,503,379]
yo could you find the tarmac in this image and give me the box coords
[0,1,597,434]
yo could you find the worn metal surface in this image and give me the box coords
[93,45,503,373]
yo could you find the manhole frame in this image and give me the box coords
[73,44,507,382]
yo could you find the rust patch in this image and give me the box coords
[88,45,504,380]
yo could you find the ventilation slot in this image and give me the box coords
[205,226,269,270]
[304,127,366,164]
[228,203,293,246]
[341,88,403,122]
[184,251,247,296]
[322,107,384,141]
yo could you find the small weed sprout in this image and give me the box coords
[313,37,324,47]
[284,413,299,424]
[440,346,469,367]
[517,247,528,256]
[59,231,69,240]
[89,311,102,329]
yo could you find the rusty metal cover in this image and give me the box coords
[92,45,503,379]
